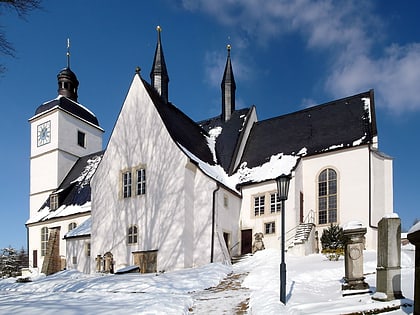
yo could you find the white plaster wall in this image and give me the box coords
[91,75,236,273]
[301,146,385,250]
[27,213,90,270]
[66,237,91,274]
[240,180,297,251]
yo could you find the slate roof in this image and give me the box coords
[141,76,215,166]
[30,151,104,222]
[199,108,251,174]
[241,90,377,168]
[34,96,100,127]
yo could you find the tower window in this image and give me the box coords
[136,168,146,195]
[122,171,132,198]
[128,225,138,244]
[77,131,86,147]
[50,194,59,210]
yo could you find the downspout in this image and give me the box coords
[211,184,220,263]
[368,144,377,229]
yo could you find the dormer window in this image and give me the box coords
[50,194,59,210]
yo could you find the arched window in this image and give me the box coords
[318,168,337,224]
[41,227,49,256]
[128,225,138,245]
[68,222,77,232]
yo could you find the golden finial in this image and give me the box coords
[157,25,162,32]
[135,66,141,74]
[227,44,231,51]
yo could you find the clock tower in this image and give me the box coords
[28,50,103,217]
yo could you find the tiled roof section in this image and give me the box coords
[199,108,251,173]
[43,151,104,210]
[141,77,215,165]
[35,96,100,127]
[241,90,377,168]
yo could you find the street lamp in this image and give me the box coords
[276,174,291,305]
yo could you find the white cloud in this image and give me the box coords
[182,0,420,113]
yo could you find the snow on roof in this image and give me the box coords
[408,221,420,234]
[71,155,102,187]
[65,217,91,238]
[179,143,301,192]
[26,202,91,225]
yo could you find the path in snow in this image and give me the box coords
[190,272,250,314]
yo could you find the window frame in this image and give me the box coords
[77,130,86,148]
[254,195,265,216]
[41,227,48,256]
[122,171,132,198]
[136,168,146,196]
[68,222,77,232]
[127,225,138,245]
[265,221,276,234]
[50,194,59,210]
[270,192,282,213]
[317,168,338,225]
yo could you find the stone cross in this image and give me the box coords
[373,216,403,301]
[342,221,370,293]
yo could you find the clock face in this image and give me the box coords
[37,121,51,146]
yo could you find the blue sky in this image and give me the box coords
[1,0,419,249]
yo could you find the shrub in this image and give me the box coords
[320,224,345,261]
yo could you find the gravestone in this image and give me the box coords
[342,221,370,293]
[373,216,403,301]
[407,223,420,315]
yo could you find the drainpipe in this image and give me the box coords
[368,144,377,229]
[211,184,220,263]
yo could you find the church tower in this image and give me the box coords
[150,26,169,103]
[221,45,236,122]
[28,41,103,217]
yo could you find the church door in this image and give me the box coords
[241,229,253,255]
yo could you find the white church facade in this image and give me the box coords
[26,28,393,275]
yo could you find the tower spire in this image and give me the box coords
[57,38,79,101]
[66,38,71,68]
[221,44,236,122]
[150,25,169,103]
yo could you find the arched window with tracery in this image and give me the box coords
[318,168,337,224]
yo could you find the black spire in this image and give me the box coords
[221,45,236,122]
[57,38,79,102]
[150,26,169,103]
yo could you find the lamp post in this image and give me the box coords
[276,174,291,305]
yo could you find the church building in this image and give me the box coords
[26,28,393,274]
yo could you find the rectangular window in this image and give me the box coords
[265,222,276,234]
[72,256,77,265]
[77,131,86,147]
[136,168,146,195]
[254,196,265,216]
[123,171,132,198]
[128,225,138,244]
[270,193,281,213]
[41,227,48,256]
[85,242,91,257]
[50,194,59,210]
[223,195,229,208]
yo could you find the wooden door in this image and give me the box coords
[241,229,253,255]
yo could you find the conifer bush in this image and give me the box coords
[320,224,345,261]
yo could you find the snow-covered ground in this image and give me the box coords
[0,245,415,314]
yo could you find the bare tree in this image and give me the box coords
[0,0,42,74]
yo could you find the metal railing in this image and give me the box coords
[285,209,315,248]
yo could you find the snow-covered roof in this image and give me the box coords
[27,152,103,224]
[64,217,91,238]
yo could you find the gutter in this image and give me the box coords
[211,184,220,263]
